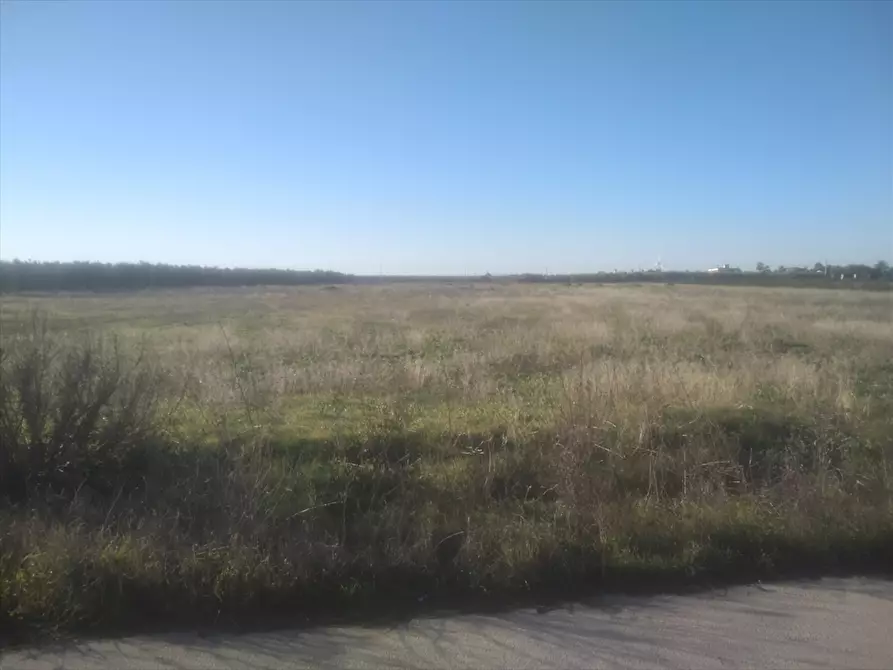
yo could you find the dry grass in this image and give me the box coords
[1,283,892,639]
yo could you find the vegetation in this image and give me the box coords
[758,261,893,280]
[1,283,892,640]
[1,259,890,293]
[0,260,350,292]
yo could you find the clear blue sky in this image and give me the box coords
[1,0,890,274]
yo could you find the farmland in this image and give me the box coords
[1,282,892,638]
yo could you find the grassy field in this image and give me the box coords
[2,283,892,639]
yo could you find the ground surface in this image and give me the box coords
[3,577,892,669]
[2,284,891,637]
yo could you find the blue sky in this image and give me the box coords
[1,0,890,274]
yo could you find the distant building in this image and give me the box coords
[707,264,742,274]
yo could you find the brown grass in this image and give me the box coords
[1,283,891,639]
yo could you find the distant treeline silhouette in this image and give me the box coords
[0,260,890,293]
[0,261,351,292]
[513,262,892,289]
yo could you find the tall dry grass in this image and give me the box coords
[1,283,891,639]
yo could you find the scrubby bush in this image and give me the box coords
[0,318,162,505]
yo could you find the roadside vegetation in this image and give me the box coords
[1,283,891,639]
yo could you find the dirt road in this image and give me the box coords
[3,577,891,669]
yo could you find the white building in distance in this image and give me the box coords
[707,264,742,274]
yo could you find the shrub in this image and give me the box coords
[0,318,162,505]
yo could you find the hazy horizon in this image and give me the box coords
[1,1,891,274]
[2,258,889,279]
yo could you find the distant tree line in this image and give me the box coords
[1,259,890,293]
[755,260,891,280]
[0,261,352,293]
[513,261,893,291]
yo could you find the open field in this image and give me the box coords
[2,283,892,639]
